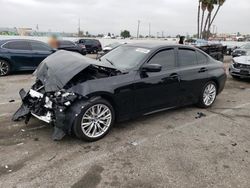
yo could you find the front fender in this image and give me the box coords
[54,96,101,135]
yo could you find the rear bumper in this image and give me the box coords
[217,73,227,95]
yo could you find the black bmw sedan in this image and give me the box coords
[13,44,226,142]
[0,39,54,76]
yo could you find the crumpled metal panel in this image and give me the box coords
[34,50,116,92]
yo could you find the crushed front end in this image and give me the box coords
[12,50,119,140]
[13,80,78,140]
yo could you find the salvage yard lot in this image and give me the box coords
[0,56,250,188]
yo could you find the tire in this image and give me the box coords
[73,98,115,142]
[0,59,10,76]
[197,81,217,108]
[93,47,98,54]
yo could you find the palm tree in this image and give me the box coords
[202,0,216,39]
[200,0,209,38]
[208,0,226,31]
[197,0,201,38]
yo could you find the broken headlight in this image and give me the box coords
[53,90,77,108]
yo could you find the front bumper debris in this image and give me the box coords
[12,85,78,140]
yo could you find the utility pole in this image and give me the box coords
[137,20,140,39]
[149,23,151,38]
[78,18,80,37]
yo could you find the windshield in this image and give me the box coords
[241,43,250,49]
[100,46,150,70]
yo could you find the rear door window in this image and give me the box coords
[178,48,197,67]
[3,41,31,51]
[196,51,208,64]
[148,49,176,70]
[30,41,52,51]
[85,40,94,45]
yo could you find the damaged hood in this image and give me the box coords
[34,50,116,92]
[234,55,250,65]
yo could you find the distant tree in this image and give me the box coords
[120,30,131,38]
[97,34,104,37]
[108,33,111,37]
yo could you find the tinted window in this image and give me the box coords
[148,49,176,69]
[85,40,93,45]
[30,42,51,51]
[178,48,197,67]
[196,51,207,64]
[4,41,31,50]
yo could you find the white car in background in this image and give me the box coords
[103,42,127,53]
[229,50,250,79]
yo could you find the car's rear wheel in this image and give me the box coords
[73,98,115,142]
[198,81,217,108]
[0,59,10,76]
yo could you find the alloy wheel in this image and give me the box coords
[81,104,112,138]
[0,60,9,76]
[203,83,216,106]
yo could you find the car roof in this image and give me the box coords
[124,43,196,50]
[78,39,99,41]
[0,39,46,45]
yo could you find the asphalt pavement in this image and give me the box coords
[0,56,250,188]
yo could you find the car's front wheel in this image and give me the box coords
[73,98,115,142]
[198,81,217,108]
[0,59,10,76]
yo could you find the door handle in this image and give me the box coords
[198,67,208,73]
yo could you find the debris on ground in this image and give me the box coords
[130,141,139,146]
[227,100,236,103]
[9,99,15,103]
[33,138,39,141]
[20,129,25,132]
[48,154,57,161]
[195,112,206,119]
[232,143,237,146]
[16,142,24,146]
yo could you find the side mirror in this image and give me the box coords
[142,64,162,73]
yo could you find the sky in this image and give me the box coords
[0,0,249,36]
